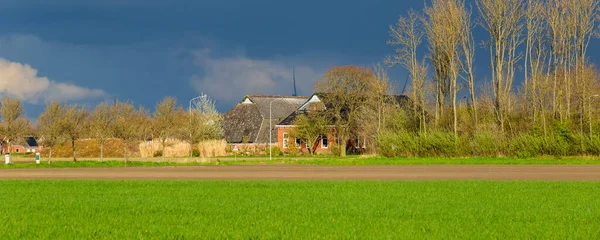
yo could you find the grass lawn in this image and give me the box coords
[3,156,600,168]
[0,181,598,239]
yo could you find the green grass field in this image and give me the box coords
[3,156,600,168]
[1,181,599,239]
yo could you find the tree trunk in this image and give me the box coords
[48,147,53,164]
[124,144,129,164]
[162,144,166,162]
[590,97,594,136]
[100,141,104,162]
[339,136,347,157]
[452,76,458,144]
[71,138,77,162]
[190,142,194,157]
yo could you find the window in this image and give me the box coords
[321,136,328,149]
[363,136,367,149]
[283,133,289,149]
[15,148,20,153]
[295,138,302,148]
[305,139,311,149]
[355,136,367,149]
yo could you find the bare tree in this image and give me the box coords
[373,63,392,133]
[62,105,87,162]
[37,102,65,163]
[572,0,599,133]
[458,3,478,125]
[153,97,183,161]
[477,0,525,133]
[524,0,548,125]
[0,97,31,155]
[183,94,223,157]
[545,0,570,121]
[315,66,382,157]
[426,0,467,140]
[428,37,450,126]
[294,112,328,155]
[111,101,149,163]
[387,9,427,132]
[90,102,113,162]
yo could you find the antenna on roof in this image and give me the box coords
[401,74,409,94]
[293,65,297,96]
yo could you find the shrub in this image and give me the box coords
[153,150,163,157]
[139,139,189,157]
[585,135,600,155]
[376,130,417,158]
[377,131,399,158]
[418,130,457,157]
[568,133,587,156]
[286,142,300,156]
[266,146,282,157]
[509,134,544,158]
[330,143,342,157]
[192,148,200,157]
[545,135,570,156]
[471,131,500,157]
[197,140,228,157]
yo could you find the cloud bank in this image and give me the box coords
[0,58,106,104]
[189,49,325,105]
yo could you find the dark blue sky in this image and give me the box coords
[1,0,600,116]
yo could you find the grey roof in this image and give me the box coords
[248,96,309,119]
[278,110,306,126]
[5,136,39,148]
[25,137,39,147]
[224,95,309,143]
[223,103,262,143]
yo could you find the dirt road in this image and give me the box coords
[1,165,600,180]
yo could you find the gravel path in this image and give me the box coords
[1,165,600,180]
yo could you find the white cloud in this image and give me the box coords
[189,49,324,104]
[0,58,106,104]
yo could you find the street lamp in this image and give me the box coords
[189,95,207,157]
[269,98,286,161]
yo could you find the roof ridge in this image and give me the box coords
[246,94,310,99]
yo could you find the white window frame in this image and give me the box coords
[305,138,311,149]
[321,135,328,149]
[283,132,289,149]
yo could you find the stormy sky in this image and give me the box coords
[2,0,600,116]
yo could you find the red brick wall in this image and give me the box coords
[277,127,335,154]
[2,145,28,154]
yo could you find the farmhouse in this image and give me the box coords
[224,93,412,155]
[275,93,412,154]
[275,94,333,154]
[1,136,42,154]
[223,95,309,144]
